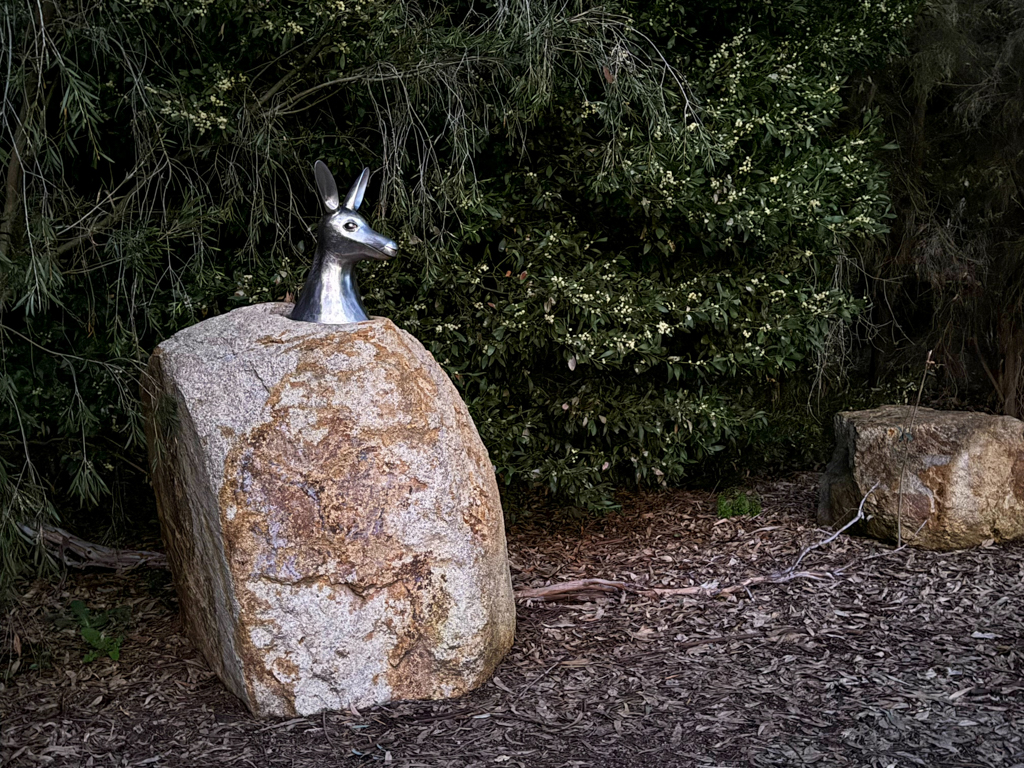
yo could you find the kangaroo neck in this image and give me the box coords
[321,257,370,323]
[291,249,370,324]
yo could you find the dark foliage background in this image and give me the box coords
[12,0,1018,586]
[862,0,1024,419]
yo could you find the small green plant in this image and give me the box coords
[717,489,762,519]
[69,600,130,663]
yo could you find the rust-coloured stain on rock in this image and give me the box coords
[216,321,508,713]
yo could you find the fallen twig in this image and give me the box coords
[784,481,880,576]
[16,523,168,571]
[514,578,637,601]
[513,570,831,603]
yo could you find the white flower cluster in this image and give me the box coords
[184,0,214,17]
[160,105,228,132]
[215,75,245,92]
[262,19,305,35]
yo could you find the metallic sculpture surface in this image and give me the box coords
[290,161,398,324]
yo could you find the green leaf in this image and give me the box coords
[70,600,90,626]
[81,627,102,645]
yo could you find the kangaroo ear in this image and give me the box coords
[314,160,340,212]
[343,167,371,211]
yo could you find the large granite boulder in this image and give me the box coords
[142,303,515,717]
[818,405,1024,550]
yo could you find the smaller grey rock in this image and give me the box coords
[819,405,1024,550]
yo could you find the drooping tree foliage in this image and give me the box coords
[866,0,1024,417]
[0,0,913,582]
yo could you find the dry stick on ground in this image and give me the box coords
[785,481,879,576]
[16,523,168,571]
[516,485,882,603]
[514,571,833,603]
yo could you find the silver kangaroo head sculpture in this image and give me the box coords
[289,161,398,324]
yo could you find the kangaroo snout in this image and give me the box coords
[377,238,398,259]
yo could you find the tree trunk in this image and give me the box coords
[999,317,1023,419]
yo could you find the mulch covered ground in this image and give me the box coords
[2,474,1023,768]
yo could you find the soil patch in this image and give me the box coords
[2,475,1023,767]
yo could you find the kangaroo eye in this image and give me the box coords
[343,220,358,232]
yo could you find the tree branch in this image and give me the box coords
[258,34,333,106]
[275,57,503,114]
[971,336,1004,402]
[0,0,56,263]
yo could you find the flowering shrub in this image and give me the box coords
[359,0,911,505]
[0,0,913,579]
